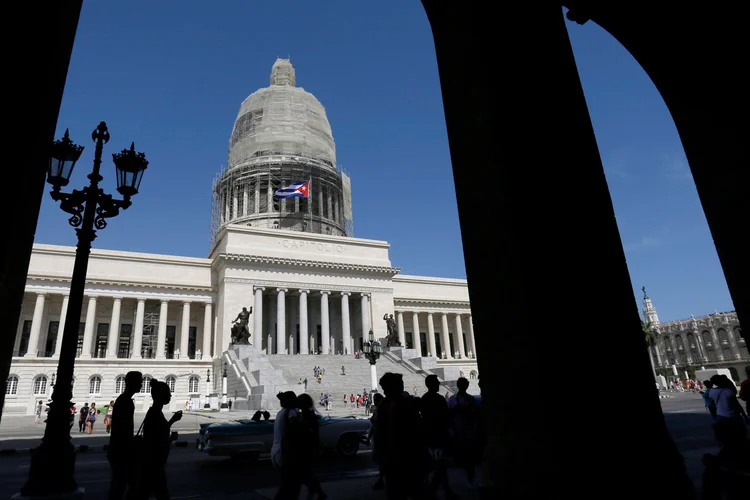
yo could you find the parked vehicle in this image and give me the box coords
[196,414,370,460]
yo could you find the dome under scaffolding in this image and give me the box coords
[210,59,353,248]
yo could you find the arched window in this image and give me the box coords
[674,335,687,364]
[165,376,176,393]
[188,376,200,394]
[6,376,19,395]
[469,370,478,380]
[717,329,732,360]
[686,333,700,361]
[701,331,717,362]
[89,376,102,395]
[33,376,48,395]
[736,327,748,358]
[115,376,126,394]
[140,376,153,393]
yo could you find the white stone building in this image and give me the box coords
[4,59,478,415]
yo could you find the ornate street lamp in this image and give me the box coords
[220,362,229,411]
[204,369,211,409]
[362,329,382,391]
[21,122,147,498]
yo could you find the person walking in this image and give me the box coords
[34,401,43,424]
[86,403,97,434]
[421,375,458,499]
[138,379,182,500]
[105,400,115,433]
[79,403,89,433]
[108,371,142,500]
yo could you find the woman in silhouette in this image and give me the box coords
[139,380,182,500]
[296,393,327,500]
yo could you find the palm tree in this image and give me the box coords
[642,319,659,378]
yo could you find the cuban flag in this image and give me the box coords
[274,181,310,199]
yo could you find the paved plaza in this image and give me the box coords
[0,391,722,498]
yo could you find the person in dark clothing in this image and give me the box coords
[368,392,386,490]
[79,403,89,433]
[139,380,182,500]
[295,393,327,500]
[108,371,143,500]
[421,375,458,499]
[375,372,428,500]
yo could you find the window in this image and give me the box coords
[94,323,109,358]
[33,376,48,395]
[6,376,19,395]
[76,322,85,357]
[89,376,102,395]
[188,376,199,394]
[18,320,32,356]
[140,376,153,393]
[115,376,126,394]
[188,326,197,359]
[165,376,176,393]
[118,324,132,359]
[165,325,176,359]
[44,321,59,357]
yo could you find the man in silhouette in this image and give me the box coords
[375,372,427,499]
[108,371,143,500]
[421,375,457,499]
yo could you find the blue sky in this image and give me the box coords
[40,1,733,323]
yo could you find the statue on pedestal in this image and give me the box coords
[231,306,253,345]
[383,313,401,347]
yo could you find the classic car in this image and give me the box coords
[196,414,371,460]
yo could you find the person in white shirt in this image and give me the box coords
[708,375,748,442]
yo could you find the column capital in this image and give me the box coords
[360,292,371,298]
[427,311,434,317]
[86,295,98,301]
[35,292,47,298]
[160,299,169,304]
[137,297,147,304]
[254,286,265,292]
[299,289,310,294]
[111,296,124,301]
[204,300,213,306]
[340,291,351,297]
[319,290,331,296]
[182,300,192,305]
[276,288,288,293]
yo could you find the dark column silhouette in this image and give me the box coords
[422,2,695,497]
[0,0,83,423]
[562,2,748,340]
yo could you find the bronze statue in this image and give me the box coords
[231,306,253,345]
[383,313,401,347]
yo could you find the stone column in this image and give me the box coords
[359,293,370,350]
[440,313,451,359]
[253,287,264,345]
[24,293,46,357]
[468,316,477,358]
[155,300,169,360]
[396,311,406,347]
[267,295,276,354]
[299,290,309,355]
[132,298,146,359]
[710,328,724,361]
[254,182,260,213]
[276,289,287,354]
[725,327,742,360]
[341,292,351,354]
[454,314,466,358]
[79,296,97,359]
[53,294,69,357]
[106,297,122,359]
[202,302,213,360]
[180,302,191,359]
[411,312,422,356]
[320,291,330,355]
[427,312,437,357]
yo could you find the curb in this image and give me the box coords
[0,441,192,455]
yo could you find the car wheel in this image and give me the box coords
[337,434,360,457]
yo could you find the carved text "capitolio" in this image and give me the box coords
[280,239,344,253]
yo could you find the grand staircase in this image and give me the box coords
[221,345,476,411]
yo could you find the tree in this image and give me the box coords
[642,320,659,379]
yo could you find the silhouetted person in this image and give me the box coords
[251,410,262,421]
[263,410,271,421]
[79,402,89,432]
[447,377,482,488]
[295,393,327,499]
[701,415,750,500]
[108,371,142,500]
[139,380,182,500]
[708,374,749,444]
[368,392,386,490]
[421,375,457,499]
[739,366,750,414]
[701,380,717,420]
[375,372,427,500]
[272,391,302,499]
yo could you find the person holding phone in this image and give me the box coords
[139,380,182,500]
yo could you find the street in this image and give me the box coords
[0,392,722,498]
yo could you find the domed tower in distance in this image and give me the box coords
[211,58,352,245]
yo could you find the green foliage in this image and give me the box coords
[642,320,658,347]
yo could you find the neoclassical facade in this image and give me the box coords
[643,290,748,379]
[4,58,479,415]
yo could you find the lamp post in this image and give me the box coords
[362,329,382,392]
[204,369,211,409]
[220,362,229,411]
[19,122,148,499]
